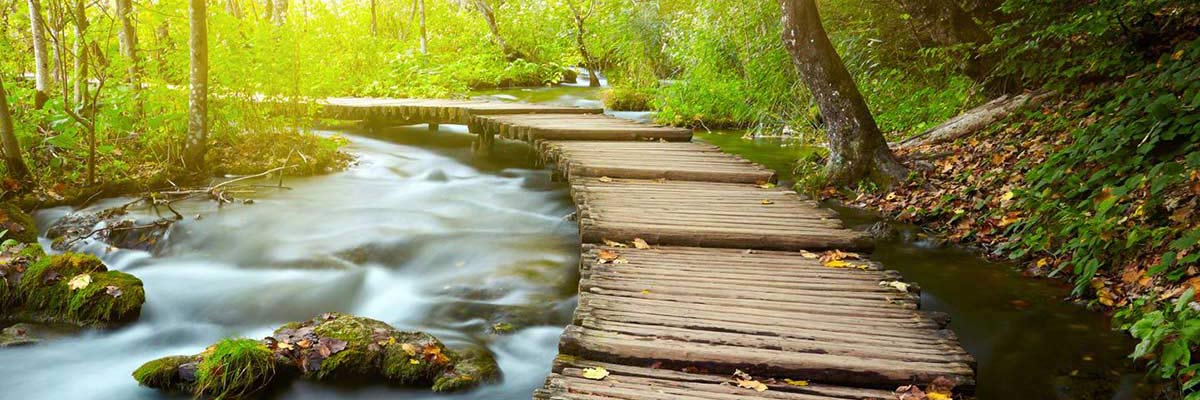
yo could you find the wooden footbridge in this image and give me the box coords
[317,98,976,398]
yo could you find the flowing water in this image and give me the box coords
[0,126,580,399]
[1,81,1165,399]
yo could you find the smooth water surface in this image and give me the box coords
[0,126,579,399]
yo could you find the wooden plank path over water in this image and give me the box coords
[313,98,977,398]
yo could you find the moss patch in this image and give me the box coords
[17,253,108,313]
[432,346,500,392]
[64,271,144,323]
[133,355,199,393]
[0,203,38,244]
[196,338,277,400]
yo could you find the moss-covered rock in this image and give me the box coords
[134,313,500,397]
[0,202,38,244]
[0,242,45,311]
[11,253,145,326]
[132,355,199,393]
[195,338,277,399]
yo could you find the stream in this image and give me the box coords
[0,80,1163,399]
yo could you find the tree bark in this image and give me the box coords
[567,0,599,87]
[894,0,1001,92]
[185,0,208,172]
[115,0,139,89]
[272,0,287,24]
[0,75,31,182]
[472,0,518,60]
[226,0,243,18]
[417,0,427,54]
[370,0,377,37]
[28,0,50,109]
[779,0,906,186]
[71,0,87,106]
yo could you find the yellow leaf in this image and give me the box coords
[737,379,768,392]
[1035,257,1051,269]
[402,343,418,356]
[598,176,613,183]
[761,199,774,205]
[798,250,819,259]
[641,289,650,294]
[823,260,851,268]
[632,238,650,249]
[409,359,421,364]
[1000,191,1014,202]
[582,367,609,380]
[784,379,808,387]
[68,274,92,291]
[879,280,911,292]
[927,393,951,400]
[758,182,776,189]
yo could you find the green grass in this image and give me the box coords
[195,338,277,400]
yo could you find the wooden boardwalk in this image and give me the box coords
[314,98,976,398]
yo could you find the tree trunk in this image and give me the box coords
[263,0,272,21]
[0,76,31,182]
[894,0,1001,92]
[473,0,518,60]
[115,0,139,89]
[71,0,87,106]
[779,0,906,186]
[567,0,599,87]
[28,0,50,109]
[370,0,377,37]
[185,0,208,172]
[226,0,243,18]
[417,0,427,54]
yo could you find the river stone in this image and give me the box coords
[46,207,174,253]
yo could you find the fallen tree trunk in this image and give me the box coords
[898,90,1053,149]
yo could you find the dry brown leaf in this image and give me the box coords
[632,238,650,249]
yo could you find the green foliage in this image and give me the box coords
[602,86,654,111]
[1118,290,1200,397]
[1005,39,1200,293]
[195,338,277,400]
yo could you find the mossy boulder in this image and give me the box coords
[132,355,200,393]
[0,203,37,244]
[1,242,45,311]
[135,313,501,397]
[13,253,145,326]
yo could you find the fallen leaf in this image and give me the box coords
[784,378,808,386]
[402,343,419,356]
[277,341,294,351]
[597,249,620,262]
[798,250,819,259]
[602,239,628,248]
[823,260,851,268]
[68,274,92,291]
[105,285,123,298]
[761,199,774,205]
[582,367,609,380]
[632,238,650,249]
[758,182,776,189]
[880,281,911,293]
[737,379,768,392]
[598,176,613,183]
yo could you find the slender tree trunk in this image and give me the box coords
[28,0,50,109]
[894,0,1001,92]
[263,0,272,22]
[473,0,518,60]
[0,76,31,182]
[71,0,87,105]
[417,0,427,54]
[779,0,906,186]
[567,1,599,87]
[115,0,139,89]
[370,0,377,37]
[185,0,208,172]
[226,0,243,18]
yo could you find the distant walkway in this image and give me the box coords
[313,98,977,398]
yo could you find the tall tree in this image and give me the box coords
[115,0,139,87]
[779,0,906,186]
[27,0,51,109]
[370,0,377,37]
[471,0,520,60]
[272,0,287,24]
[564,0,599,87]
[417,0,427,54]
[70,0,87,105]
[185,0,208,172]
[0,76,31,182]
[894,0,1000,92]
